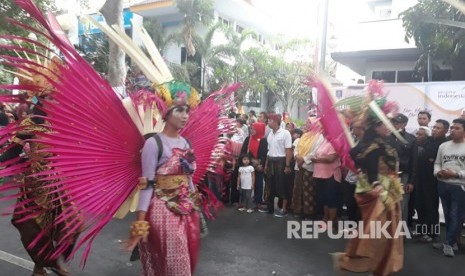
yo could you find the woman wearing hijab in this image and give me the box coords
[241,122,268,208]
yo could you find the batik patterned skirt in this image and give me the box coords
[139,195,200,276]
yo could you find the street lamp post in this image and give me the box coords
[318,0,329,73]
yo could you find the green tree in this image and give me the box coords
[75,32,109,74]
[230,39,312,112]
[176,0,214,57]
[400,0,465,80]
[0,0,55,92]
[194,23,242,94]
[0,0,55,38]
[143,18,180,54]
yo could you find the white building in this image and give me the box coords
[129,0,285,114]
[331,0,451,83]
[130,0,277,63]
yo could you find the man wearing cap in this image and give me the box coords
[387,113,418,225]
[260,113,293,217]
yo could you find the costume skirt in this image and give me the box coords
[139,195,200,276]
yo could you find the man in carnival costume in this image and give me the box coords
[320,80,405,276]
[0,56,78,276]
[124,82,204,275]
[0,1,237,275]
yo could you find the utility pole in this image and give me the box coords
[318,0,329,73]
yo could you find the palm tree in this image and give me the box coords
[143,18,180,55]
[176,0,214,57]
[194,23,239,94]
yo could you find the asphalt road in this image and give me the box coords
[1,196,464,276]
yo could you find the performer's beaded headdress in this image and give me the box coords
[156,80,200,114]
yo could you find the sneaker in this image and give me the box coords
[420,235,433,243]
[443,244,455,257]
[433,242,459,251]
[274,209,288,218]
[237,207,245,212]
[258,207,273,214]
[246,209,254,213]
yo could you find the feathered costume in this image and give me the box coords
[310,78,405,275]
[0,0,237,272]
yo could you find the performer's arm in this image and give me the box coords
[136,137,159,214]
[125,138,159,250]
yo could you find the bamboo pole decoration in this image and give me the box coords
[135,26,173,82]
[368,101,407,144]
[84,15,161,84]
[1,68,33,80]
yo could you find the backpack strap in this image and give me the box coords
[184,137,192,149]
[153,133,163,161]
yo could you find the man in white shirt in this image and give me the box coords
[433,118,465,257]
[259,113,293,217]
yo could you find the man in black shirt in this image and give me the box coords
[387,113,417,225]
[415,119,449,242]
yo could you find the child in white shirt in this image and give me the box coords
[237,154,255,213]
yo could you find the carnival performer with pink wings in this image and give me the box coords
[309,76,405,276]
[0,0,237,275]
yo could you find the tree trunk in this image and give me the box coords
[100,0,126,87]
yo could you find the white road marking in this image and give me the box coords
[0,250,34,271]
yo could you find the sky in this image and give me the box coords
[251,0,368,83]
[53,0,368,83]
[252,0,366,42]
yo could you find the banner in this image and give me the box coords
[334,81,465,132]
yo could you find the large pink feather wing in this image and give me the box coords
[309,77,356,172]
[1,0,144,266]
[180,84,238,217]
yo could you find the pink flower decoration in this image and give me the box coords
[382,101,399,116]
[179,184,189,196]
[368,80,384,97]
[178,199,193,213]
[175,91,188,104]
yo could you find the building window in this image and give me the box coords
[397,70,422,83]
[372,71,395,82]
[367,0,392,19]
[235,24,244,34]
[376,7,392,18]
